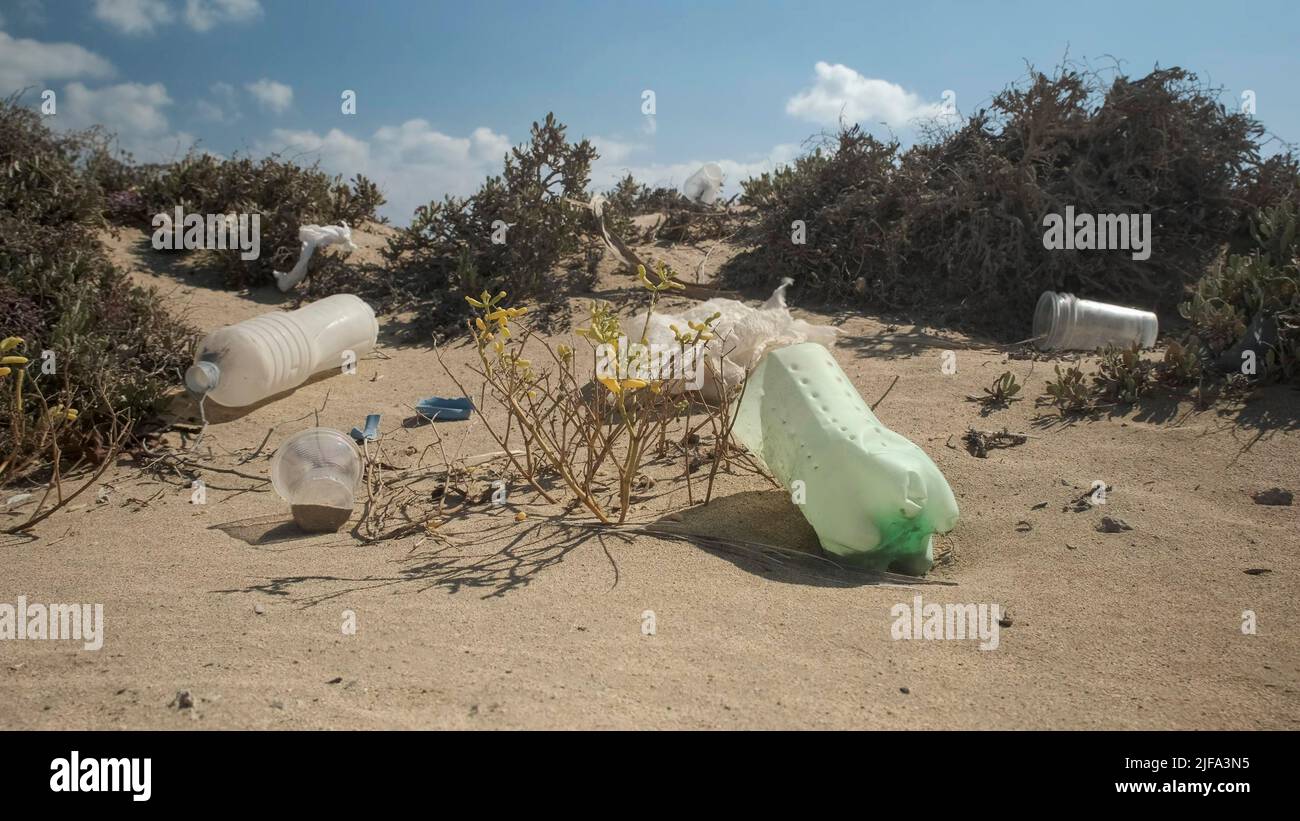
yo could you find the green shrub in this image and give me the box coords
[1180,202,1300,382]
[129,152,385,288]
[0,97,196,484]
[382,113,597,332]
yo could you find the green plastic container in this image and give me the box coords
[733,343,959,574]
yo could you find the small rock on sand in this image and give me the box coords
[1251,487,1293,506]
[1097,516,1132,533]
[170,690,194,710]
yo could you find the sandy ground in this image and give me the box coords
[2,224,1297,729]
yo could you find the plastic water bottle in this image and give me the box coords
[184,294,378,407]
[732,343,959,575]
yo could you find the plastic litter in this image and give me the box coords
[3,493,34,510]
[1033,291,1158,351]
[414,396,473,421]
[681,163,724,205]
[1216,313,1277,372]
[350,413,382,443]
[623,277,837,401]
[273,223,358,292]
[732,343,960,575]
[271,427,362,532]
[185,294,378,408]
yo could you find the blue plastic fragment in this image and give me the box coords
[350,413,382,442]
[414,396,473,421]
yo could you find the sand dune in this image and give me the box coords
[2,226,1296,729]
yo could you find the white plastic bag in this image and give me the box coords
[623,278,837,400]
[273,222,358,292]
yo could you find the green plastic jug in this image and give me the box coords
[733,343,959,574]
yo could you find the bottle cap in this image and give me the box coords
[185,361,221,395]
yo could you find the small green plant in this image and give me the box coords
[1158,338,1204,386]
[1094,344,1151,404]
[1043,363,1092,412]
[971,370,1022,409]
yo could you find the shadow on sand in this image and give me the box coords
[208,487,946,608]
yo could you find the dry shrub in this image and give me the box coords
[602,173,742,244]
[728,64,1284,338]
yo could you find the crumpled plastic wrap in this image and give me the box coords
[274,222,358,292]
[623,278,837,400]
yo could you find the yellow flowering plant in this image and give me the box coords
[439,261,747,525]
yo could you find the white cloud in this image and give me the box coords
[470,126,511,164]
[266,127,370,174]
[245,78,292,113]
[786,61,950,129]
[93,0,261,35]
[0,30,115,93]
[257,121,512,223]
[183,0,262,32]
[59,81,195,161]
[194,80,240,122]
[92,0,173,35]
[590,135,645,165]
[258,121,798,223]
[64,80,171,134]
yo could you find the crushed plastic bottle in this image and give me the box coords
[185,294,378,407]
[732,343,959,575]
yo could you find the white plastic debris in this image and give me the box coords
[273,222,358,292]
[623,278,838,400]
[2,493,34,510]
[681,163,724,205]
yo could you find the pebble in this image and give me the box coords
[1097,516,1132,533]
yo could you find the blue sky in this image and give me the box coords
[3,0,1297,222]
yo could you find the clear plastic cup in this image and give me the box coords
[270,428,362,531]
[1033,291,1158,351]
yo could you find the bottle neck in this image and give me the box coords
[185,360,221,395]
